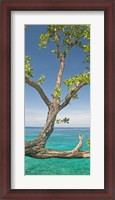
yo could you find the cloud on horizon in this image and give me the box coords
[25,109,90,127]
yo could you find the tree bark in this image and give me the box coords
[55,55,65,89]
[25,103,59,149]
[25,134,90,158]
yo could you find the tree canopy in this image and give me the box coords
[25,25,90,102]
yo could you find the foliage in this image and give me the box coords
[26,25,90,85]
[55,117,70,124]
[64,72,90,98]
[38,25,90,100]
[37,75,45,85]
[72,93,78,100]
[54,87,61,98]
[25,25,28,30]
[38,25,90,64]
[39,33,50,48]
[25,56,33,78]
[87,139,90,147]
[64,73,90,88]
[25,25,90,103]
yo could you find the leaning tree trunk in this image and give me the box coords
[25,103,90,158]
[25,103,59,151]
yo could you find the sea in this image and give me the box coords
[25,127,90,175]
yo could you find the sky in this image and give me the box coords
[25,25,90,127]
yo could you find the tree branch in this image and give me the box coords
[54,26,62,58]
[25,77,51,108]
[25,134,90,158]
[63,40,78,57]
[59,82,86,110]
[60,71,90,110]
[64,43,75,56]
[71,135,84,153]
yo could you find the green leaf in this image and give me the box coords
[72,93,78,99]
[87,139,90,147]
[51,49,58,54]
[37,75,45,85]
[25,56,33,78]
[55,117,70,124]
[82,44,90,53]
[38,25,90,57]
[63,73,90,90]
[53,87,61,98]
[38,33,50,48]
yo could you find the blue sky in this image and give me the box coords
[25,25,90,127]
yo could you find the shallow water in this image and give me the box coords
[25,127,90,175]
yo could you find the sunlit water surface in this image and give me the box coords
[25,127,90,175]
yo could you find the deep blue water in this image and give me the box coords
[25,127,90,175]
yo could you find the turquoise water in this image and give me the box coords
[25,127,90,175]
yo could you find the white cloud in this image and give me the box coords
[25,109,47,127]
[25,108,90,127]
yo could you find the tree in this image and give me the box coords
[25,25,90,158]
